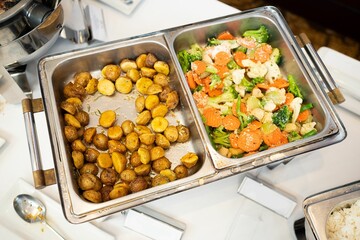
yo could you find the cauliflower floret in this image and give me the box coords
[290,97,303,123]
[235,85,246,97]
[263,100,276,112]
[262,112,273,123]
[202,53,213,65]
[252,87,264,98]
[300,122,316,135]
[250,108,265,121]
[284,123,299,133]
[242,59,268,78]
[264,60,282,84]
[232,69,246,85]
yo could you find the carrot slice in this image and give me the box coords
[271,78,289,88]
[229,133,241,149]
[297,109,311,122]
[285,92,294,105]
[256,83,270,90]
[186,71,197,90]
[254,44,272,63]
[222,115,241,131]
[262,127,288,148]
[240,102,247,114]
[247,120,262,130]
[208,88,223,97]
[214,51,231,66]
[202,107,222,128]
[193,91,208,108]
[193,73,203,85]
[217,31,235,40]
[192,60,207,75]
[238,128,262,152]
[214,64,229,79]
[233,51,247,68]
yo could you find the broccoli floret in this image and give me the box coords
[227,59,239,70]
[288,74,303,99]
[177,43,203,73]
[288,131,302,142]
[241,77,255,92]
[209,74,222,90]
[270,48,282,64]
[207,37,221,46]
[272,105,292,130]
[235,45,247,53]
[242,25,270,43]
[302,129,317,138]
[252,77,265,85]
[211,126,231,148]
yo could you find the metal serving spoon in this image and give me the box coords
[13,194,64,239]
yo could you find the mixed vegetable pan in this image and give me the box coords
[177,25,317,158]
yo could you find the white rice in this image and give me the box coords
[326,199,360,240]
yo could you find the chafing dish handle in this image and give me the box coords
[22,98,46,189]
[298,33,345,105]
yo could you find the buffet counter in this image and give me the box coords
[1,0,359,239]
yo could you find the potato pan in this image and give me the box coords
[165,6,346,171]
[38,33,216,223]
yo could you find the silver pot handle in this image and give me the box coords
[297,33,345,105]
[22,98,56,189]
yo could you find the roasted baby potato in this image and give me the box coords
[151,117,169,133]
[100,185,113,202]
[160,169,176,181]
[75,110,90,126]
[83,127,96,144]
[164,125,178,143]
[136,53,147,69]
[107,125,123,140]
[79,163,99,175]
[120,59,137,72]
[155,133,170,149]
[72,150,84,169]
[99,110,116,128]
[101,64,121,81]
[146,83,163,95]
[174,165,188,179]
[150,146,165,161]
[153,61,170,75]
[136,77,153,94]
[126,68,141,82]
[112,151,127,174]
[115,76,133,94]
[97,152,113,168]
[74,71,92,87]
[63,82,86,99]
[85,148,100,163]
[120,169,137,183]
[177,124,190,143]
[151,174,170,187]
[97,79,115,96]
[109,186,128,199]
[145,95,160,110]
[85,78,98,95]
[152,157,171,173]
[71,139,87,152]
[145,53,158,68]
[151,103,168,118]
[136,110,152,125]
[153,73,170,87]
[108,139,126,153]
[138,147,151,164]
[139,133,155,145]
[130,151,142,168]
[135,96,145,113]
[78,173,98,190]
[129,177,148,193]
[121,120,135,135]
[100,168,118,186]
[125,132,140,152]
[93,133,109,151]
[83,190,102,203]
[134,164,151,176]
[165,90,179,110]
[61,101,78,115]
[180,152,198,168]
[64,113,82,128]
[64,125,79,142]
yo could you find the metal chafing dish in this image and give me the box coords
[303,180,360,239]
[31,6,346,223]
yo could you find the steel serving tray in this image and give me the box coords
[37,6,346,223]
[303,180,360,239]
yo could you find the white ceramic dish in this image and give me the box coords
[0,178,115,240]
[318,47,360,116]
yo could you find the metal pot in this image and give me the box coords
[0,0,64,68]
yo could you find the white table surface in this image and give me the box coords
[1,1,359,239]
